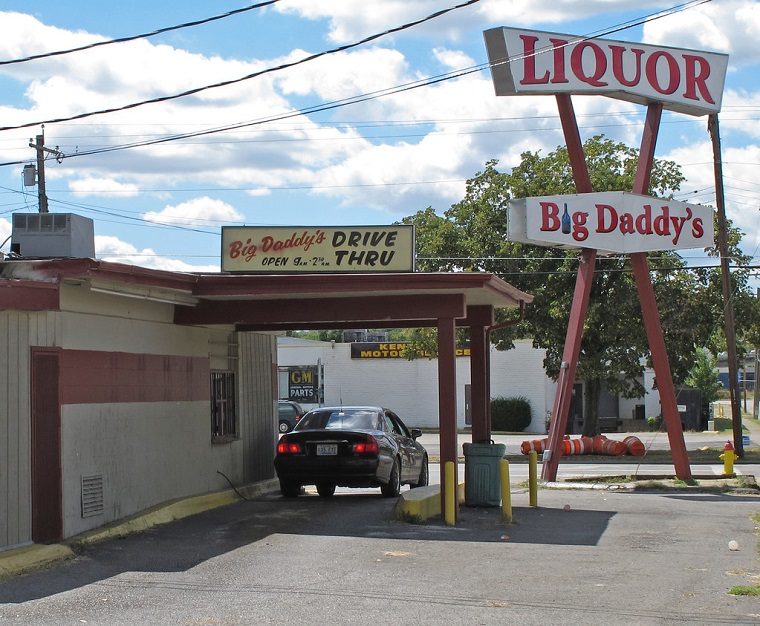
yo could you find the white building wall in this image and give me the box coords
[0,284,276,549]
[278,338,554,433]
[58,308,256,537]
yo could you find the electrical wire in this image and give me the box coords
[0,1,281,67]
[0,0,483,134]
[48,0,717,161]
[0,0,713,145]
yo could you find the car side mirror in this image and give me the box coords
[410,428,422,439]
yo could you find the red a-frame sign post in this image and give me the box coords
[541,95,692,482]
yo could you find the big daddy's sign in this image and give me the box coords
[483,27,728,116]
[508,192,714,254]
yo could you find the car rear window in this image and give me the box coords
[296,409,378,431]
[279,404,296,418]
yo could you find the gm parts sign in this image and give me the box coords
[483,27,727,116]
[508,192,714,254]
[222,225,414,273]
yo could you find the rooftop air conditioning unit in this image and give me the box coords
[11,213,95,258]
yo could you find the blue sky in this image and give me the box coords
[0,0,758,272]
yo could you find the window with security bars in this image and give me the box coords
[211,370,237,440]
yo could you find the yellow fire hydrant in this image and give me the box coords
[719,441,735,475]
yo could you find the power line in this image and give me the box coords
[0,0,483,134]
[0,0,712,145]
[52,0,717,160]
[0,1,280,67]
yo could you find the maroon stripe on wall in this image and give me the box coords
[60,350,210,404]
[0,280,59,311]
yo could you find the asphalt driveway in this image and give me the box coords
[1,486,759,625]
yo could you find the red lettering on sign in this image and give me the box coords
[519,35,550,85]
[504,29,723,111]
[610,45,644,87]
[683,54,714,103]
[550,38,569,84]
[646,51,680,95]
[540,201,561,231]
[571,41,608,87]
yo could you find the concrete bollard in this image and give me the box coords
[529,450,538,507]
[500,458,512,522]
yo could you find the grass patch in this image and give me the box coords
[728,585,760,596]
[673,478,699,487]
[571,475,633,484]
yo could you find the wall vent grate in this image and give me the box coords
[81,474,104,518]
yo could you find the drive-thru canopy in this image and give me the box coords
[3,258,532,522]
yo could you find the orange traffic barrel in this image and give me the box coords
[623,435,645,456]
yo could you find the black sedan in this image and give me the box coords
[274,406,428,498]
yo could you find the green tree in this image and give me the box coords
[401,135,754,435]
[686,348,723,406]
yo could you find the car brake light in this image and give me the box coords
[353,436,379,455]
[277,441,302,454]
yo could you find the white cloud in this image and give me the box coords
[665,140,760,257]
[69,177,139,197]
[275,0,676,43]
[432,48,475,70]
[0,218,11,250]
[143,197,243,227]
[95,235,219,272]
[643,1,760,63]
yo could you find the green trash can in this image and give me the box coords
[463,442,506,507]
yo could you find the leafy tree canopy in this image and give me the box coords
[400,134,758,435]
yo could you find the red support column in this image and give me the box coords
[630,254,692,479]
[628,103,690,479]
[542,94,596,482]
[466,305,494,444]
[541,247,596,481]
[469,323,489,443]
[437,316,458,521]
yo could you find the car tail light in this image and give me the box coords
[353,436,379,455]
[277,441,302,454]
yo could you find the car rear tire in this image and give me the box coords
[278,421,290,433]
[316,482,336,498]
[280,480,301,497]
[381,458,401,497]
[412,456,429,488]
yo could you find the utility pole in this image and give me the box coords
[755,288,759,420]
[28,127,64,214]
[708,113,744,457]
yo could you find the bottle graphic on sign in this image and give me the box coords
[561,203,571,234]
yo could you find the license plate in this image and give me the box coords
[316,443,338,456]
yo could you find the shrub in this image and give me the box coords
[490,396,532,432]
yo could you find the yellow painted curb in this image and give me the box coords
[394,483,465,521]
[72,479,278,546]
[73,490,241,545]
[0,544,74,579]
[0,479,279,579]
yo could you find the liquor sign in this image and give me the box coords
[221,225,414,273]
[508,192,714,254]
[288,366,319,402]
[350,342,471,359]
[483,27,728,116]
